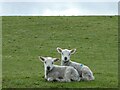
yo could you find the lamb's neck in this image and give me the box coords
[62,60,71,66]
[45,66,55,77]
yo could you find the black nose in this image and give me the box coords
[64,57,67,60]
[47,66,50,70]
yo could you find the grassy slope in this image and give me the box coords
[2,16,118,88]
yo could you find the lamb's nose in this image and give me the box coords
[64,57,67,60]
[47,66,50,70]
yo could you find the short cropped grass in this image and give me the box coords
[2,16,118,88]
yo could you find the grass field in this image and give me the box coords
[2,16,118,88]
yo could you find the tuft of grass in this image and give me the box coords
[2,16,118,88]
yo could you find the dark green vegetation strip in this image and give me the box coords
[2,16,118,88]
[0,16,2,90]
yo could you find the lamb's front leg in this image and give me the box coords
[55,78,71,82]
[47,77,54,82]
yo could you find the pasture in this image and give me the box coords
[2,16,118,88]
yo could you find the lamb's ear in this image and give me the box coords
[39,56,45,62]
[70,49,76,54]
[53,58,59,62]
[56,47,62,53]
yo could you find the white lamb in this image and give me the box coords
[57,47,95,81]
[39,56,81,82]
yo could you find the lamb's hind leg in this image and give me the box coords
[82,70,95,81]
[66,67,80,82]
[55,70,72,82]
[63,69,74,82]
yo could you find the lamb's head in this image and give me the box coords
[39,56,59,71]
[57,47,76,62]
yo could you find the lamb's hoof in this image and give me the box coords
[58,77,63,79]
[71,79,74,81]
[53,79,58,82]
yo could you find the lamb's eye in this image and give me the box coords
[45,61,46,64]
[69,53,70,56]
[62,53,63,55]
[52,62,53,64]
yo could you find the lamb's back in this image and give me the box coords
[69,61,83,75]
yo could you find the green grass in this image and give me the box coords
[2,16,118,88]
